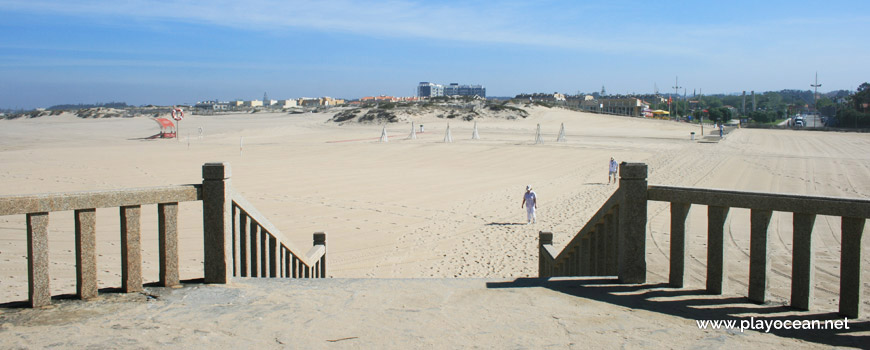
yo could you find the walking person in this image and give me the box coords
[608,157,618,184]
[521,185,537,225]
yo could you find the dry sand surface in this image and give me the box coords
[0,108,868,330]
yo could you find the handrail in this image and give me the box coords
[230,189,324,266]
[648,185,870,218]
[554,189,621,261]
[0,185,202,216]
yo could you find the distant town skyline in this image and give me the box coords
[1,0,869,109]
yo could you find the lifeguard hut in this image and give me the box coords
[153,117,176,139]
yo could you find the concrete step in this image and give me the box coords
[0,278,859,348]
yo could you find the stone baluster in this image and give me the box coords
[605,210,617,276]
[749,209,772,303]
[121,205,142,293]
[158,203,180,287]
[250,222,260,277]
[839,217,865,318]
[669,202,690,287]
[239,212,249,277]
[581,235,592,275]
[706,206,730,294]
[595,223,606,276]
[791,213,816,310]
[27,212,50,308]
[75,208,98,299]
[269,234,278,278]
[260,227,268,277]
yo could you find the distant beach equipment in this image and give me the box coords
[556,123,566,142]
[408,122,417,140]
[380,126,389,142]
[472,122,480,140]
[444,123,453,143]
[535,123,544,144]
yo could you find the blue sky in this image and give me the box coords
[1,0,868,109]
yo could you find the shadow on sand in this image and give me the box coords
[486,277,868,348]
[485,222,528,226]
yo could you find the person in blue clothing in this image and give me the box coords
[521,185,537,224]
[608,157,619,184]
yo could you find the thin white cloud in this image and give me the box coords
[0,0,702,55]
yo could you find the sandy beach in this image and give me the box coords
[1,107,868,319]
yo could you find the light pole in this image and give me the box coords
[811,72,821,128]
[673,76,682,119]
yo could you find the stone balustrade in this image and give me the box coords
[539,162,869,318]
[0,162,326,308]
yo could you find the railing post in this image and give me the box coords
[314,232,327,278]
[538,231,553,278]
[749,209,772,304]
[202,162,232,284]
[707,206,730,294]
[158,203,180,287]
[839,217,865,318]
[669,202,690,287]
[121,205,142,293]
[791,213,816,310]
[75,209,98,299]
[27,212,50,308]
[617,162,648,284]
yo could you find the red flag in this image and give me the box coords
[668,97,672,105]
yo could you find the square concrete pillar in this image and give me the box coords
[749,209,772,304]
[839,217,865,318]
[121,205,142,293]
[538,231,553,278]
[314,232,327,278]
[669,202,690,287]
[618,162,648,284]
[75,209,98,299]
[202,162,233,284]
[27,212,50,308]
[158,203,180,287]
[706,206,730,294]
[791,213,816,310]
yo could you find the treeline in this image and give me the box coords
[47,102,129,110]
[644,87,862,126]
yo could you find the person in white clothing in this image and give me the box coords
[608,158,619,184]
[521,185,537,224]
